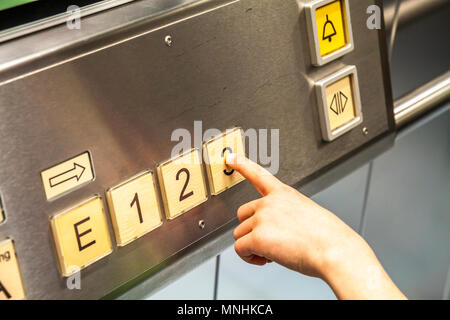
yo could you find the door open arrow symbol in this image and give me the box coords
[329,91,348,115]
[49,163,86,188]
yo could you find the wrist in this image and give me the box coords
[319,233,371,284]
[318,234,406,299]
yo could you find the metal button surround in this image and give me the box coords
[305,0,354,66]
[315,65,363,141]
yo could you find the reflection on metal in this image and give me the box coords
[394,71,450,127]
[0,0,136,43]
[384,0,449,31]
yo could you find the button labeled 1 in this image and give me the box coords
[106,171,162,247]
[0,239,26,300]
[203,127,245,195]
[306,0,354,66]
[157,149,207,219]
[315,65,362,141]
[50,197,112,277]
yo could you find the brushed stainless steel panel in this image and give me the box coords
[0,0,393,299]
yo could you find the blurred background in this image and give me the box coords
[147,0,450,300]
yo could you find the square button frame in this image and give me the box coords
[315,65,363,141]
[156,148,208,220]
[0,238,26,300]
[305,0,354,66]
[203,127,246,195]
[50,196,113,277]
[106,170,163,247]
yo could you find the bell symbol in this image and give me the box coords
[322,14,336,42]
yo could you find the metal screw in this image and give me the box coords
[198,220,205,229]
[165,35,172,47]
[362,127,369,136]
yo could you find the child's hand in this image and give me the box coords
[226,154,406,300]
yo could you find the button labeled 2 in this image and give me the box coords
[41,152,94,201]
[106,171,162,246]
[50,197,112,277]
[157,149,207,219]
[315,65,362,141]
[203,127,245,195]
[0,239,26,300]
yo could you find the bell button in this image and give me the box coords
[305,0,354,66]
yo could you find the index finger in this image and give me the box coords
[225,154,283,196]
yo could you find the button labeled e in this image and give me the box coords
[50,197,112,277]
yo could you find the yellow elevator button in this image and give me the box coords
[315,65,363,141]
[106,171,163,246]
[0,239,26,300]
[203,127,246,195]
[50,197,112,277]
[41,151,94,201]
[306,0,354,66]
[316,0,347,57]
[157,149,207,220]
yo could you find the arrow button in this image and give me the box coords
[41,152,94,200]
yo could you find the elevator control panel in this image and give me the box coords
[0,0,393,299]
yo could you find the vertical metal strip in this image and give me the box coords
[213,254,221,300]
[388,0,402,61]
[358,161,374,236]
[443,265,450,300]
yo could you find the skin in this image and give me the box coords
[225,153,407,300]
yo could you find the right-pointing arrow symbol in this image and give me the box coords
[339,91,348,113]
[49,163,86,188]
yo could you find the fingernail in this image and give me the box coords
[226,153,237,164]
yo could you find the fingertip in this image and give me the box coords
[225,153,238,165]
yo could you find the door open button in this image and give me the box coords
[315,65,363,141]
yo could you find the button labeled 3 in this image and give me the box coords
[203,128,245,195]
[157,149,207,219]
[315,65,362,141]
[306,0,354,66]
[50,197,112,277]
[106,171,162,246]
[41,152,94,201]
[0,239,26,300]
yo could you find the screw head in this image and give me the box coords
[362,127,369,136]
[198,220,205,229]
[165,35,172,47]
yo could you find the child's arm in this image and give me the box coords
[226,154,406,300]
